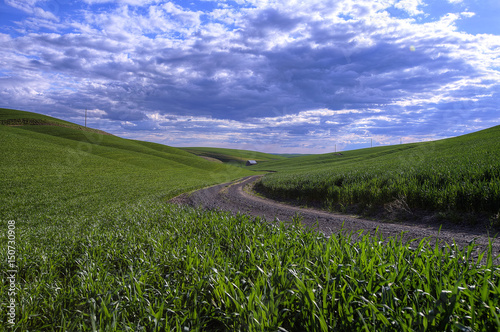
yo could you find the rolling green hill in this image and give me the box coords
[0,107,77,126]
[253,125,500,220]
[0,107,112,135]
[180,146,287,166]
[0,108,253,221]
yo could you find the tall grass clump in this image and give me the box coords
[1,203,499,331]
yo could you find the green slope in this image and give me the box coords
[254,125,500,219]
[0,108,253,221]
[0,107,76,125]
[181,146,287,166]
[0,107,111,135]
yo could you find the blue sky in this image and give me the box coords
[1,0,499,153]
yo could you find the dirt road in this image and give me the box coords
[170,175,500,255]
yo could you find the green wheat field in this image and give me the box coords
[1,108,499,331]
[253,126,500,220]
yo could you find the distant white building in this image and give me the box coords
[246,160,257,166]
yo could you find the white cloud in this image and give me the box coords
[394,0,425,16]
[6,0,59,21]
[461,11,475,18]
[5,0,39,13]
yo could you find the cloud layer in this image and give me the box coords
[1,0,499,152]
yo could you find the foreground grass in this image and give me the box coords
[1,202,499,331]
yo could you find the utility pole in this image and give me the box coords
[371,138,372,148]
[335,144,336,153]
[85,109,87,127]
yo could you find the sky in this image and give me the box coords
[0,0,499,153]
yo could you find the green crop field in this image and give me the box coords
[181,147,287,167]
[1,108,499,331]
[0,109,255,222]
[253,126,500,223]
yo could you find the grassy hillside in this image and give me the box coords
[0,107,77,126]
[271,153,313,158]
[0,108,254,221]
[181,146,286,166]
[0,107,111,135]
[254,125,500,221]
[1,108,499,330]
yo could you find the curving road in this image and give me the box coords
[170,175,500,256]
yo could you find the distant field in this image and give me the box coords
[181,146,286,166]
[253,126,500,222]
[1,108,499,330]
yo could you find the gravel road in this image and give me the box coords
[170,175,500,257]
